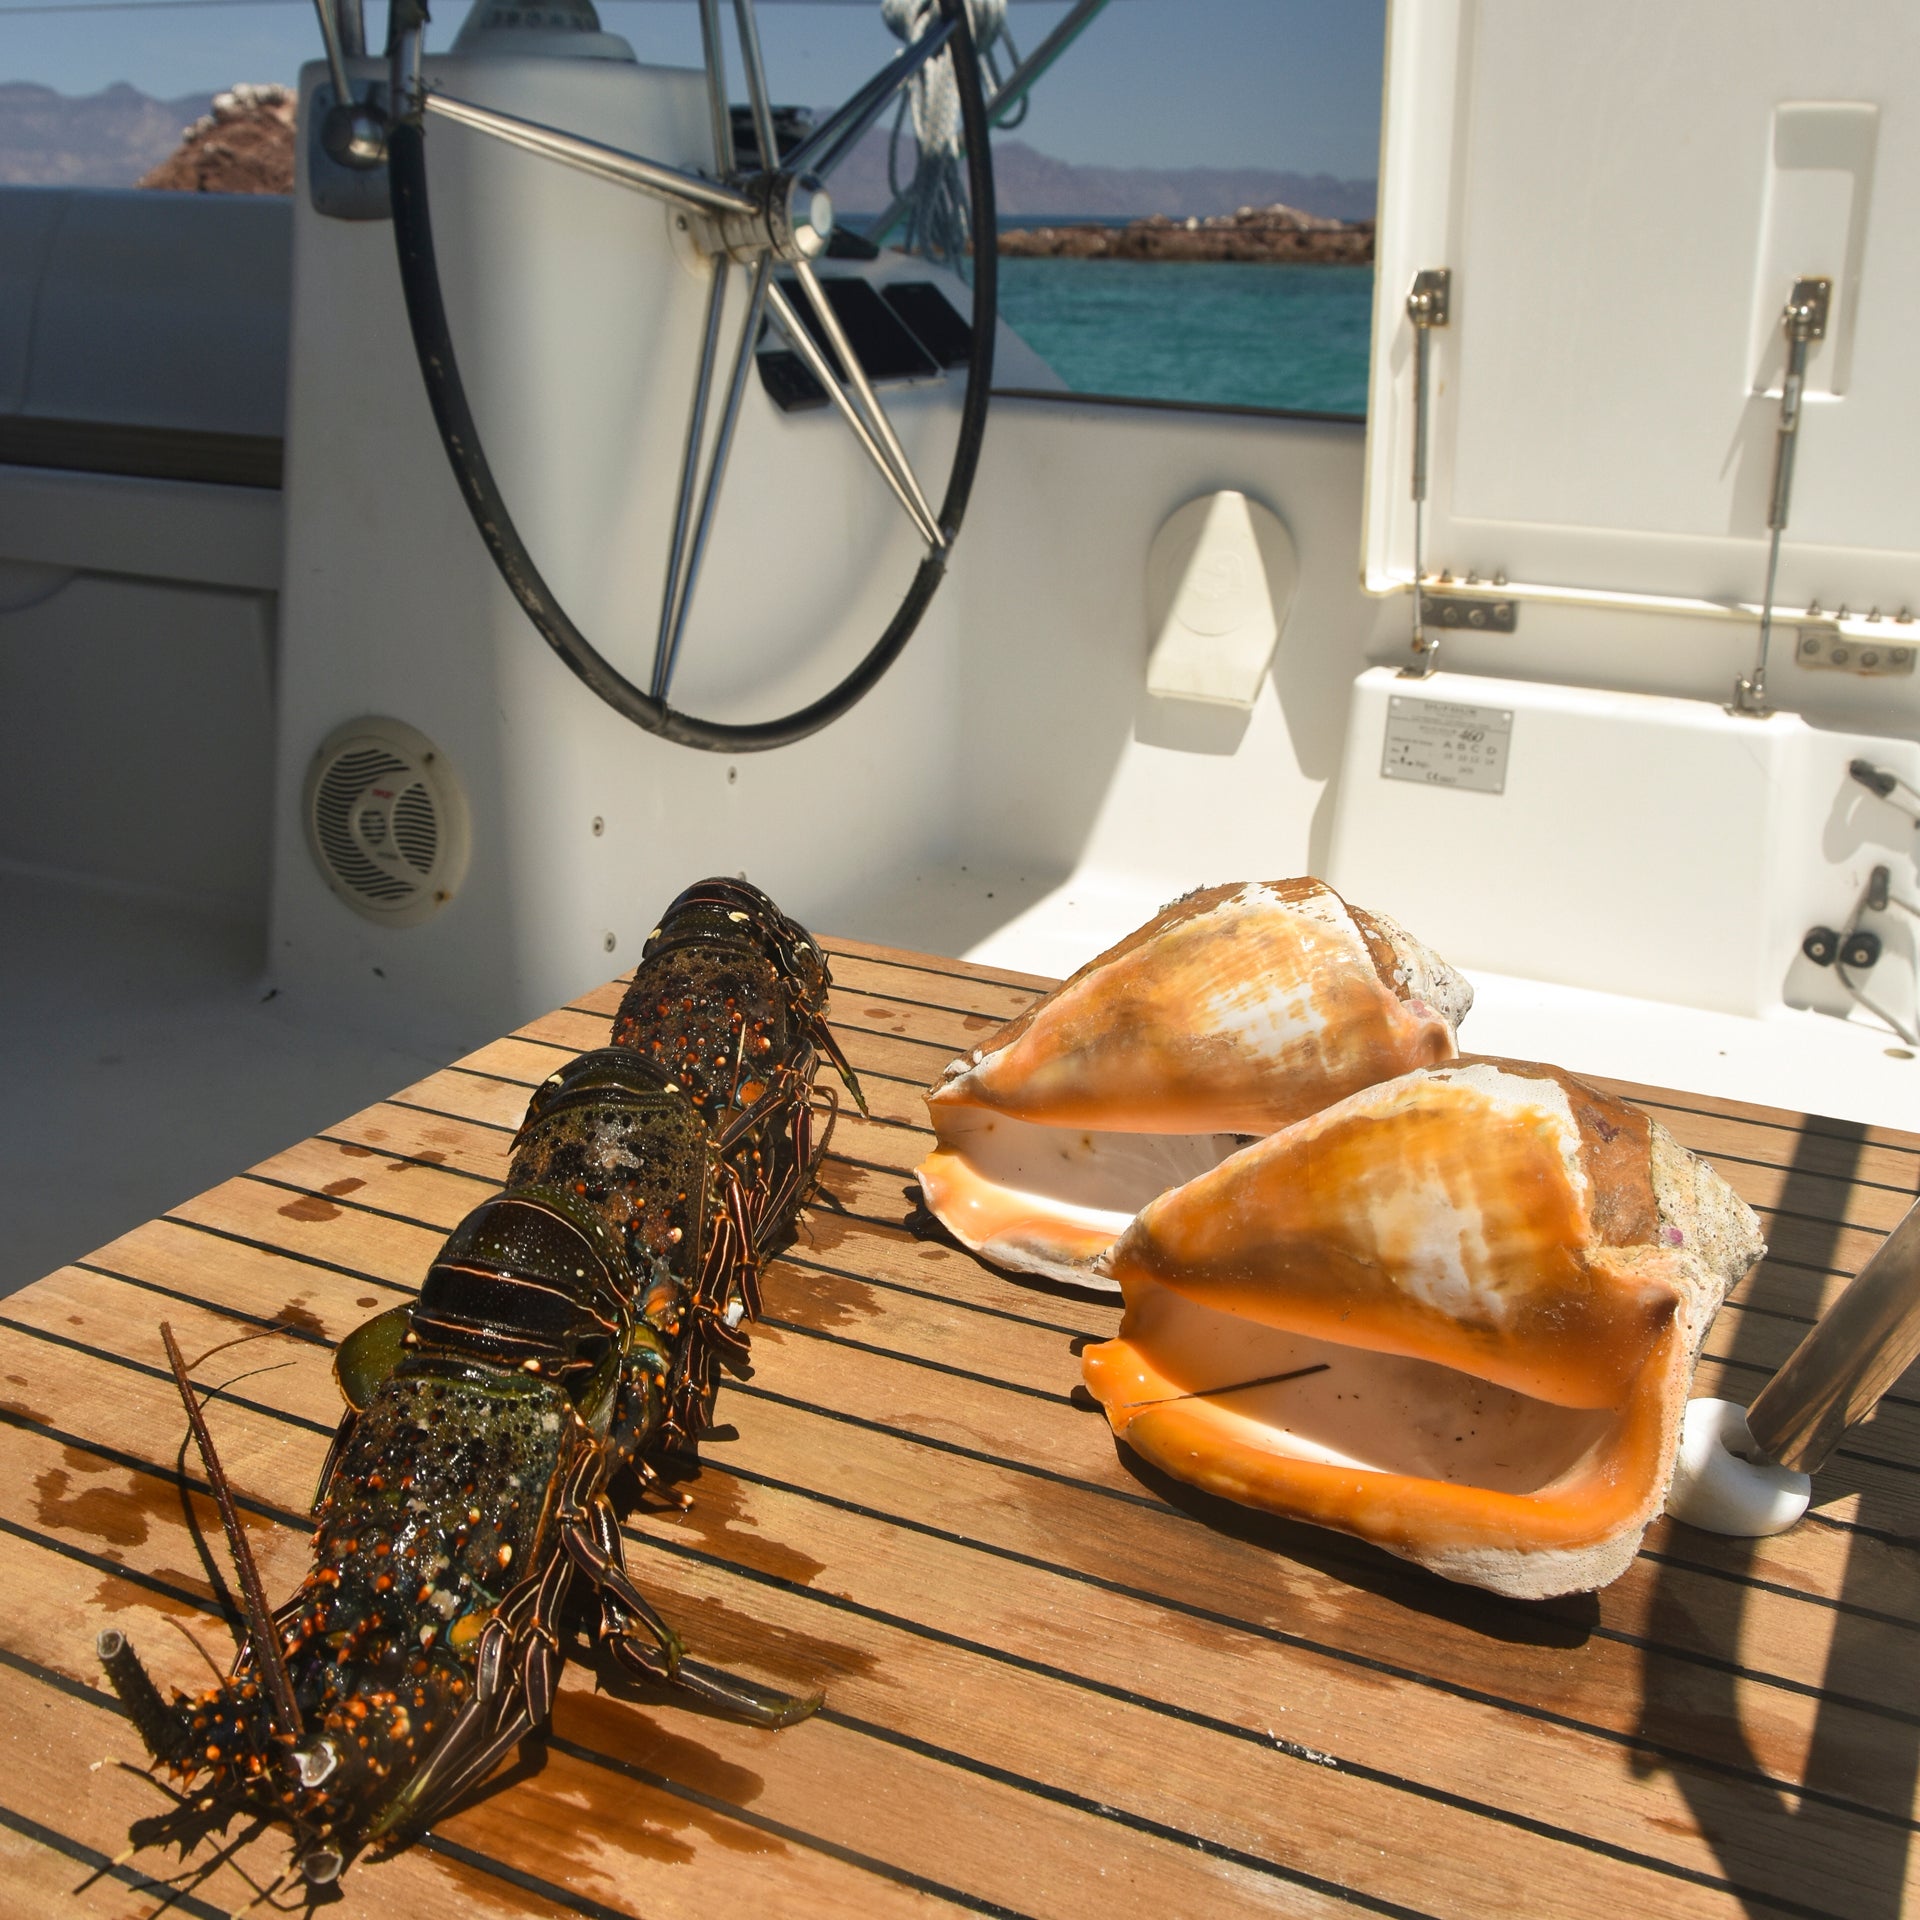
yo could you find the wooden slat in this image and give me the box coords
[3,935,1918,1920]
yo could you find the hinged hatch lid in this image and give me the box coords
[1364,0,1920,621]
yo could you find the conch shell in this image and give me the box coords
[914,879,1471,1287]
[1082,1059,1765,1598]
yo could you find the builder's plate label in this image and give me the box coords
[1381,695,1513,794]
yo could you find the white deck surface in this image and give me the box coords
[1,869,444,1297]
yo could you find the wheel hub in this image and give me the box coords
[719,170,834,265]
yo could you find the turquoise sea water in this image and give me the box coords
[992,257,1375,417]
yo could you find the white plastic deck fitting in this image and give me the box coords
[1665,1398,1812,1537]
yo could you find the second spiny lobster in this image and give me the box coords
[98,877,864,1889]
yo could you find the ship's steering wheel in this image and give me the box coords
[326,0,995,752]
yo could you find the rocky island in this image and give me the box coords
[998,202,1372,265]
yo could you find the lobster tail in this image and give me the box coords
[97,1629,194,1766]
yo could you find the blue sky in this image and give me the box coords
[0,0,1384,176]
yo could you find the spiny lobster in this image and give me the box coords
[98,877,863,1890]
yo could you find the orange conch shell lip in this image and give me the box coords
[1082,1059,1766,1599]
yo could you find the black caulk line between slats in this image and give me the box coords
[649,1459,1920,1838]
[1607,1092,1920,1159]
[0,1412,311,1530]
[755,1311,1076,1406]
[1588,1081,1919,1151]
[0,1569,1025,1916]
[12,1383,1910,1845]
[1693,1144,1920,1202]
[407,1834,653,1920]
[633,1528,1854,1914]
[160,1211,414,1294]
[33,1221,1920,1706]
[71,1259,336,1349]
[203,1167,1097,1352]
[820,941,1051,998]
[385,1093,519,1136]
[0,1513,248,1629]
[239,1171,464,1238]
[313,1130,503,1186]
[20,1229,1918,1614]
[816,1703,1441,1920]
[0,1798,230,1920]
[9,1338,1909,1844]
[721,1381,1920,1732]
[772,1245,1105,1341]
[1637,1543,1920,1633]
[1750,1201,1891,1242]
[0,1642,683,1920]
[3,1456,1881,1914]
[536,1734,1031,1918]
[0,1314,338,1440]
[822,962,1037,1009]
[1697,1346,1920,1420]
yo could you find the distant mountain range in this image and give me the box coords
[0,82,211,187]
[0,82,1377,224]
[831,137,1377,225]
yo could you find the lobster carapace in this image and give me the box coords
[98,877,861,1887]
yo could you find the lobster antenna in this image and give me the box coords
[159,1323,304,1743]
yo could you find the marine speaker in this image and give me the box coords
[304,718,470,927]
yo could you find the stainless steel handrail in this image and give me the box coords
[1745,1192,1920,1472]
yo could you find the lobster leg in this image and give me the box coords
[571,1493,820,1730]
[370,1516,579,1842]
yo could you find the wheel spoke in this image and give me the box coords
[651,258,731,702]
[792,258,944,545]
[731,0,781,176]
[696,0,735,177]
[308,0,353,108]
[784,19,956,180]
[654,257,773,703]
[422,91,755,220]
[764,277,945,552]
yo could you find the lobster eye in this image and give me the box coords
[300,1846,344,1885]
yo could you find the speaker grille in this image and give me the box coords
[304,720,468,927]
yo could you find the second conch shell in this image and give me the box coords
[914,879,1472,1287]
[1082,1060,1765,1598]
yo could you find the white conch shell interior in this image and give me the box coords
[914,1104,1242,1290]
[1108,1276,1617,1493]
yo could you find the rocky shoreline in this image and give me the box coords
[999,203,1372,265]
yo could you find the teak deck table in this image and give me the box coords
[3,937,1918,1919]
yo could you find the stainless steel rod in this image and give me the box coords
[652,258,731,702]
[309,0,354,107]
[984,0,1112,127]
[786,21,955,180]
[697,0,735,179]
[732,0,780,178]
[655,257,772,704]
[1746,1194,1920,1473]
[793,257,945,546]
[423,92,757,219]
[764,280,944,551]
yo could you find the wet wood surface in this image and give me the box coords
[2,935,1917,1919]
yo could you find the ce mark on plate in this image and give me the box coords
[1381,696,1513,795]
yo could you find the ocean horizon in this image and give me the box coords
[992,255,1374,418]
